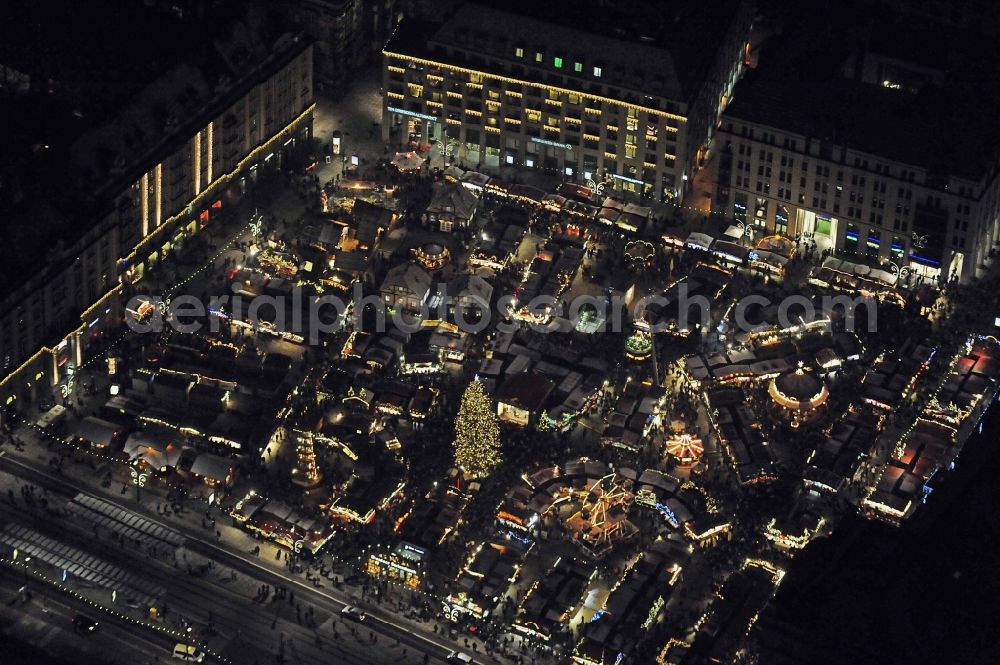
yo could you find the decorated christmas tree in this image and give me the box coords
[453,380,501,478]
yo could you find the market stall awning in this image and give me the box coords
[686,232,714,251]
[391,151,426,172]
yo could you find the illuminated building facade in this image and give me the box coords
[714,107,1000,284]
[382,1,751,202]
[0,16,314,417]
[712,7,1000,285]
[280,0,399,87]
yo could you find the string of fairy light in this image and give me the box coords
[26,419,200,496]
[1,557,232,665]
[73,215,260,378]
[75,181,725,383]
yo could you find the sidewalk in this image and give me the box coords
[1,425,515,664]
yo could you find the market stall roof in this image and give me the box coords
[749,249,789,268]
[496,372,555,412]
[542,193,567,210]
[71,416,122,448]
[822,257,845,271]
[317,222,344,247]
[427,182,479,222]
[755,234,796,258]
[661,227,686,247]
[509,184,546,203]
[686,232,715,251]
[556,182,593,203]
[713,240,749,262]
[460,171,490,190]
[443,165,465,181]
[616,211,646,232]
[190,453,234,482]
[390,151,426,172]
[870,268,898,286]
[597,206,620,224]
[724,225,745,240]
[564,200,598,218]
[622,202,651,219]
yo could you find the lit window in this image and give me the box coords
[535,52,543,63]
[574,62,583,73]
[593,66,602,77]
[515,47,524,58]
[553,57,563,68]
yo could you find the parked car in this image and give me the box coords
[447,651,474,664]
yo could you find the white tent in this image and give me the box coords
[686,232,715,251]
[460,171,490,190]
[724,225,744,240]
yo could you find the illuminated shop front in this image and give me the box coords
[796,209,838,253]
[387,105,441,147]
[365,541,427,589]
[844,223,860,255]
[775,204,789,236]
[866,230,881,260]
[907,205,947,282]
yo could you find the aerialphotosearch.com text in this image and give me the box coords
[126,283,877,343]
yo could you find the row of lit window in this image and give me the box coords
[512,47,602,78]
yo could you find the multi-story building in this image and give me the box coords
[0,3,315,419]
[711,12,1000,284]
[281,0,399,87]
[877,0,1000,36]
[381,0,751,203]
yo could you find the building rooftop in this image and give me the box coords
[495,371,556,413]
[725,72,997,181]
[723,1,1000,181]
[0,0,303,292]
[385,0,742,105]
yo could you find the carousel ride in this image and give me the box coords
[769,363,829,426]
[560,472,639,556]
[625,330,654,361]
[665,433,705,467]
[624,240,657,271]
[413,242,451,271]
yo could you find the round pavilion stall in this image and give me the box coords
[768,366,829,426]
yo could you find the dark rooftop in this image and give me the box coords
[386,0,743,104]
[724,0,1000,180]
[0,0,300,291]
[725,72,998,181]
[495,372,555,413]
